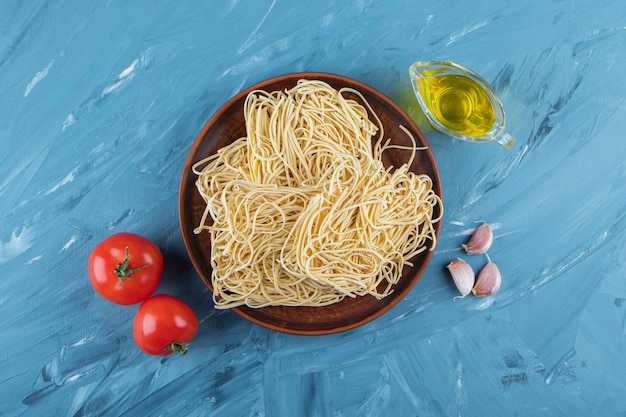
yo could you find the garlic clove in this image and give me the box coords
[462,221,493,255]
[446,259,475,299]
[472,260,501,297]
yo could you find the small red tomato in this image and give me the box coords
[133,294,199,356]
[88,232,163,305]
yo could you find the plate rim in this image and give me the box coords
[178,71,442,335]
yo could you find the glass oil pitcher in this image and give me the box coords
[409,60,515,149]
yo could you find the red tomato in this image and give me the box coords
[88,232,163,305]
[133,294,199,356]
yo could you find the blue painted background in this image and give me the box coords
[2,0,625,415]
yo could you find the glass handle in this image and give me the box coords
[494,133,515,149]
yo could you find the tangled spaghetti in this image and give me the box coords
[193,80,442,308]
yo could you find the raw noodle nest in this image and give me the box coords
[193,80,442,308]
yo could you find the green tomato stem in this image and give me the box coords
[165,341,190,356]
[114,246,148,281]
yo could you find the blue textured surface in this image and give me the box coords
[1,1,625,416]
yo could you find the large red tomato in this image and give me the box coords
[88,232,163,305]
[133,294,199,356]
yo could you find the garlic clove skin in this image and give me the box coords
[446,259,475,299]
[472,261,501,297]
[462,222,493,255]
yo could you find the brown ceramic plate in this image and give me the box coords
[179,72,442,335]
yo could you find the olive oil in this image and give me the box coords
[416,74,496,137]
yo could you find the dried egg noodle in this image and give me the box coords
[193,79,442,309]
